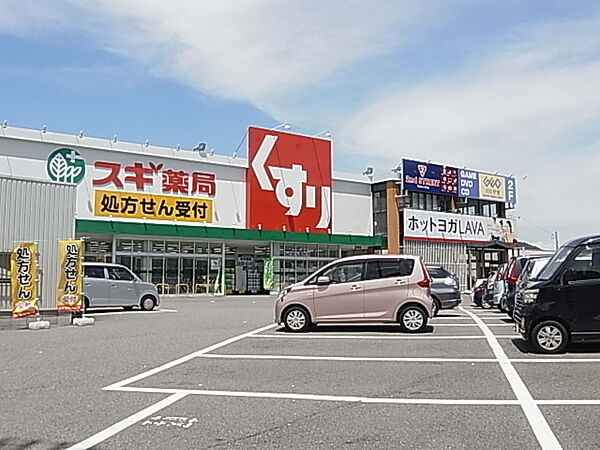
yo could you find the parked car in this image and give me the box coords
[481,270,498,308]
[275,255,434,333]
[83,262,160,311]
[471,278,488,306]
[426,265,461,316]
[491,263,508,307]
[516,256,550,295]
[515,234,600,353]
[501,255,548,317]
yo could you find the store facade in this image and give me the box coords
[375,158,521,289]
[0,125,379,302]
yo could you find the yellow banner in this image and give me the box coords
[10,242,39,319]
[479,174,506,201]
[94,190,213,223]
[57,240,83,313]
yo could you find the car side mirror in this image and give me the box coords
[317,276,331,285]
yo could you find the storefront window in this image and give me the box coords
[117,239,133,252]
[194,258,209,293]
[151,241,165,253]
[210,243,223,254]
[195,242,208,254]
[132,239,147,253]
[181,242,195,254]
[166,241,180,254]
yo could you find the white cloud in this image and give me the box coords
[342,17,600,247]
[2,2,599,246]
[49,1,429,112]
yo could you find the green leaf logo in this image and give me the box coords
[46,148,86,184]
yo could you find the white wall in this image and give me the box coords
[0,128,374,236]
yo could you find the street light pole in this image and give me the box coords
[553,230,560,251]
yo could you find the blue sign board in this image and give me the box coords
[401,158,517,205]
[402,159,458,196]
[505,176,517,205]
[458,169,479,199]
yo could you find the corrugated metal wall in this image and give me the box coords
[0,176,76,309]
[404,240,469,290]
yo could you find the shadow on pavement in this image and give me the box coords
[274,324,435,334]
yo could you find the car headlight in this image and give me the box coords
[443,278,457,286]
[522,289,539,304]
[277,286,292,301]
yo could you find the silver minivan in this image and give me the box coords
[83,263,160,311]
[275,255,434,332]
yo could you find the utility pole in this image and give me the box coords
[553,230,560,251]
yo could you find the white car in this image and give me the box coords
[83,263,160,311]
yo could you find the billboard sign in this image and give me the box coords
[402,159,458,196]
[246,127,332,233]
[402,159,516,205]
[403,209,517,244]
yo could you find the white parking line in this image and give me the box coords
[431,323,514,327]
[66,392,188,450]
[198,354,497,363]
[113,386,519,406]
[68,322,278,449]
[460,306,563,450]
[86,309,178,316]
[251,334,490,340]
[104,323,277,390]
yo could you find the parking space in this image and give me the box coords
[62,297,600,449]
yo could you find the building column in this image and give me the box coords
[386,180,400,254]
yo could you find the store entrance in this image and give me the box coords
[466,241,522,289]
[225,244,270,295]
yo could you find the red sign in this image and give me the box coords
[247,127,332,233]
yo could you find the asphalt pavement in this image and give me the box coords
[3,295,600,449]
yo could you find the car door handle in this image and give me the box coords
[111,283,117,287]
[394,279,408,285]
[350,284,362,291]
[84,283,91,287]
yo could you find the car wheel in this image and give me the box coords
[481,299,493,309]
[431,299,441,317]
[83,297,90,311]
[499,296,508,313]
[140,296,157,311]
[399,305,427,333]
[530,321,568,354]
[283,307,310,332]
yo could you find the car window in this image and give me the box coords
[84,266,105,279]
[536,246,574,280]
[563,246,600,282]
[107,267,135,281]
[365,259,415,280]
[322,262,364,284]
[427,267,449,279]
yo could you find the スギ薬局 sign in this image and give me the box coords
[246,127,332,233]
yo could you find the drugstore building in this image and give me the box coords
[0,125,378,307]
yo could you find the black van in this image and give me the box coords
[515,234,600,354]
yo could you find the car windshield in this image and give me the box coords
[530,258,550,279]
[533,247,573,281]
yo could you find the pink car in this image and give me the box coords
[275,255,434,332]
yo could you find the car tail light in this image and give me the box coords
[507,261,519,284]
[417,260,431,288]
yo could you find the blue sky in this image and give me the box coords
[1,0,600,248]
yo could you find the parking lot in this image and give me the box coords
[4,295,600,449]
